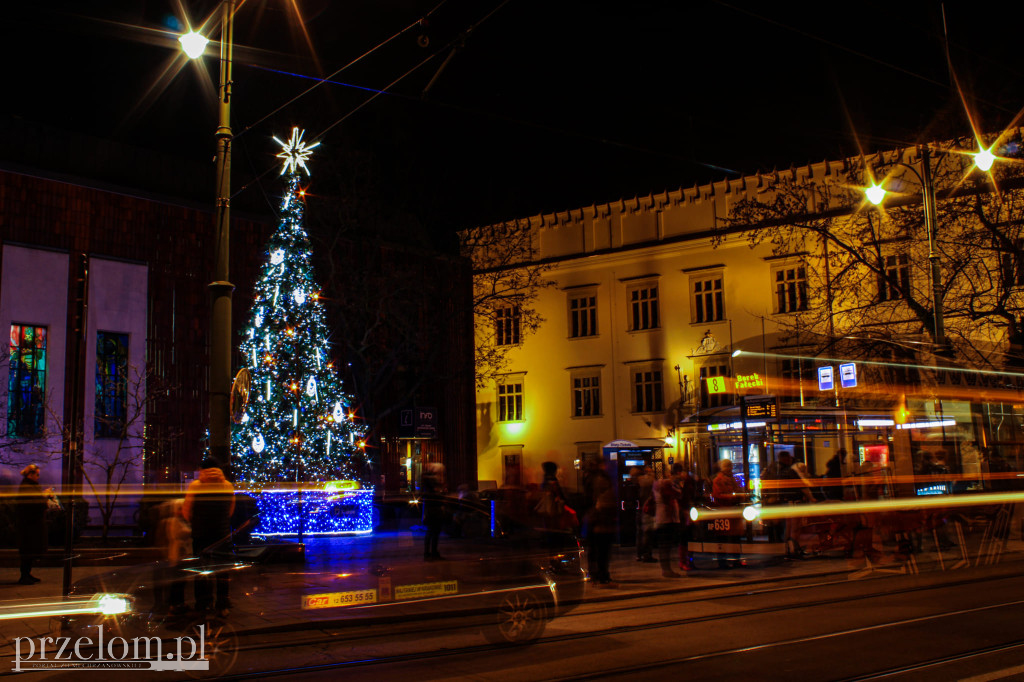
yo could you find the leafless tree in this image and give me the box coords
[460,219,553,387]
[46,366,176,542]
[723,131,1024,370]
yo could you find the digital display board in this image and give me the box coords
[742,395,779,420]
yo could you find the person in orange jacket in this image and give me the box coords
[183,458,236,616]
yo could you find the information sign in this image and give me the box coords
[742,395,779,420]
[839,362,857,388]
[817,366,834,391]
[706,375,731,394]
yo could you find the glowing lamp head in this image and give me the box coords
[96,594,131,616]
[974,146,996,172]
[865,184,886,206]
[178,31,209,59]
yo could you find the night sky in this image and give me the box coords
[6,1,1024,245]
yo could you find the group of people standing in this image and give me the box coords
[12,458,237,620]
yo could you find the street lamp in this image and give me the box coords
[178,31,208,59]
[181,1,236,474]
[862,143,997,356]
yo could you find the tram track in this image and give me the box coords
[839,640,1024,680]
[205,563,1024,680]
[549,596,1024,681]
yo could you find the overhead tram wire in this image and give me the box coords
[231,0,742,207]
[232,0,520,204]
[233,0,450,143]
[713,0,1018,118]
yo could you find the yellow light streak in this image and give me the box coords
[0,594,132,621]
[691,489,1024,524]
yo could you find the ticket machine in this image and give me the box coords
[601,440,663,546]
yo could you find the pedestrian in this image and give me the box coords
[154,498,191,615]
[678,467,697,572]
[536,461,572,531]
[821,450,847,500]
[712,459,744,568]
[583,458,617,587]
[421,462,447,560]
[183,457,235,617]
[785,460,816,558]
[654,463,684,578]
[635,466,655,562]
[712,458,743,506]
[14,464,52,585]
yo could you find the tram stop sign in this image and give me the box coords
[817,366,834,391]
[839,362,858,388]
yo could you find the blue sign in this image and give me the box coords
[839,362,857,388]
[817,366,834,391]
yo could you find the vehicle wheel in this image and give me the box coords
[486,590,548,644]
[185,618,238,679]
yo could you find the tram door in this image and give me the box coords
[602,441,660,546]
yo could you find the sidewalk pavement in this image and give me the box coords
[3,536,1021,657]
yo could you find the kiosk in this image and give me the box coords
[601,440,663,546]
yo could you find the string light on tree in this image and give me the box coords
[233,128,370,534]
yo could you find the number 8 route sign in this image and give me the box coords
[706,375,730,394]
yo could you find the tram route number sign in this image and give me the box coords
[741,395,779,421]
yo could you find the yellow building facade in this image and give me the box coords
[469,137,1024,495]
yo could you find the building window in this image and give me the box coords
[495,305,521,346]
[497,378,524,422]
[779,357,814,398]
[569,293,598,338]
[632,366,663,414]
[693,275,724,323]
[878,253,910,301]
[96,332,129,438]
[774,266,808,313]
[572,372,601,417]
[628,284,659,331]
[7,324,47,438]
[699,364,731,409]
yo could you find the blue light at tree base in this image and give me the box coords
[252,486,374,535]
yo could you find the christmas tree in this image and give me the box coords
[232,128,371,534]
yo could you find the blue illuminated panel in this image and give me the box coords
[253,487,374,535]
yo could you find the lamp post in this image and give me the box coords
[181,1,236,473]
[864,143,996,357]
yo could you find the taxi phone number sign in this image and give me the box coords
[302,589,378,609]
[395,580,458,601]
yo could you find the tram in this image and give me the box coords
[674,362,1024,567]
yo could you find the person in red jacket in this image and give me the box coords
[711,459,744,568]
[712,459,743,506]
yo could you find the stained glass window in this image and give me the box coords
[96,332,129,438]
[7,324,47,438]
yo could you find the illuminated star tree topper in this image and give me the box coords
[274,127,321,176]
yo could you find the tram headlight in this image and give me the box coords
[689,507,699,522]
[742,505,760,522]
